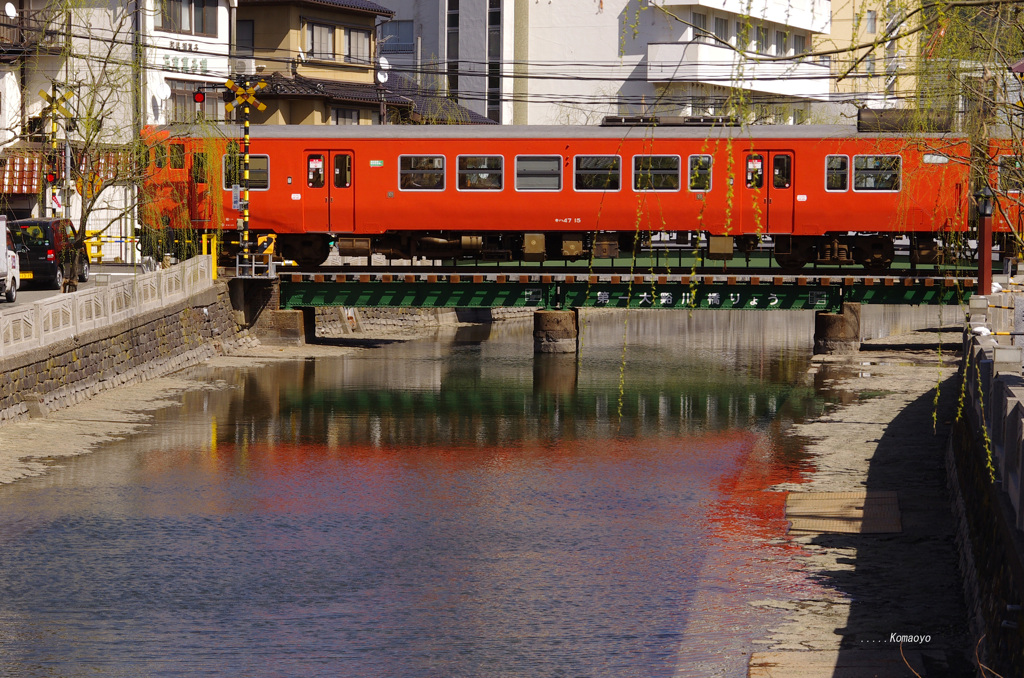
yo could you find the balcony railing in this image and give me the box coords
[0,9,64,53]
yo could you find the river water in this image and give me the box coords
[0,307,954,677]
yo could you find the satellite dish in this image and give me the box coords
[376,56,390,84]
[4,3,17,18]
[155,80,172,101]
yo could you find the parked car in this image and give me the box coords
[11,218,90,290]
[0,218,20,303]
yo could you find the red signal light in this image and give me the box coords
[193,90,205,104]
[45,171,57,184]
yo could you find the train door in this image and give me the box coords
[745,151,795,233]
[302,151,355,232]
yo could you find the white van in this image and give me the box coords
[0,216,20,303]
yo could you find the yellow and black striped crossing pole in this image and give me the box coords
[225,78,267,254]
[39,84,73,217]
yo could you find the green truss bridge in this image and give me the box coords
[277,271,977,313]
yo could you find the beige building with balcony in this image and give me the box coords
[236,0,399,125]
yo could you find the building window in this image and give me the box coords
[156,0,217,37]
[793,34,806,56]
[400,155,445,191]
[333,108,360,125]
[866,10,877,33]
[307,22,335,60]
[380,20,413,53]
[575,156,620,192]
[634,155,680,191]
[447,0,459,95]
[237,20,254,56]
[756,26,769,54]
[735,21,748,50]
[516,156,561,191]
[853,155,901,191]
[688,155,712,191]
[487,0,501,122]
[166,78,219,123]
[691,12,708,43]
[458,155,503,190]
[826,155,849,191]
[713,17,729,44]
[345,28,370,64]
[866,56,876,77]
[775,31,788,56]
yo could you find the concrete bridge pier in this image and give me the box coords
[813,302,861,355]
[534,309,579,353]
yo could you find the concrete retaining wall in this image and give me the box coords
[0,282,255,424]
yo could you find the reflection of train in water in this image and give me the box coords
[139,121,1024,271]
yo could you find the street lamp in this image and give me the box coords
[975,183,995,294]
[976,184,995,218]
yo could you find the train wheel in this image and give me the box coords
[853,236,895,272]
[774,251,808,271]
[279,235,330,268]
[773,236,813,271]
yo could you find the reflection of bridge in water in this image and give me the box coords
[171,307,951,453]
[283,380,818,448]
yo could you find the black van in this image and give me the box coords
[11,218,90,289]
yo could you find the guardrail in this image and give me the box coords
[0,256,214,359]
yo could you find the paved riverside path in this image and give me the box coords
[748,326,975,677]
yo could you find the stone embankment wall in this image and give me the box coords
[0,283,255,424]
[953,293,1024,676]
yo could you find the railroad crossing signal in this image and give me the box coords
[38,88,73,119]
[224,79,267,113]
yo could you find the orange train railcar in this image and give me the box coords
[140,124,975,270]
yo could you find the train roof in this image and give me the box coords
[155,123,969,142]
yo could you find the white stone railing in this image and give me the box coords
[0,256,214,359]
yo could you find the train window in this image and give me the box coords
[308,154,325,188]
[688,155,712,191]
[772,155,791,189]
[135,145,150,172]
[334,154,352,188]
[154,144,166,169]
[457,155,503,191]
[634,155,680,191]
[745,154,763,189]
[853,155,901,191]
[400,155,445,191]
[825,155,848,191]
[515,156,561,191]
[169,143,185,170]
[575,155,620,191]
[999,156,1024,193]
[192,152,207,184]
[222,154,270,190]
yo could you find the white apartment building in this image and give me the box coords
[380,0,831,124]
[0,1,234,261]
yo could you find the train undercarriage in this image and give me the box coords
[142,228,957,272]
